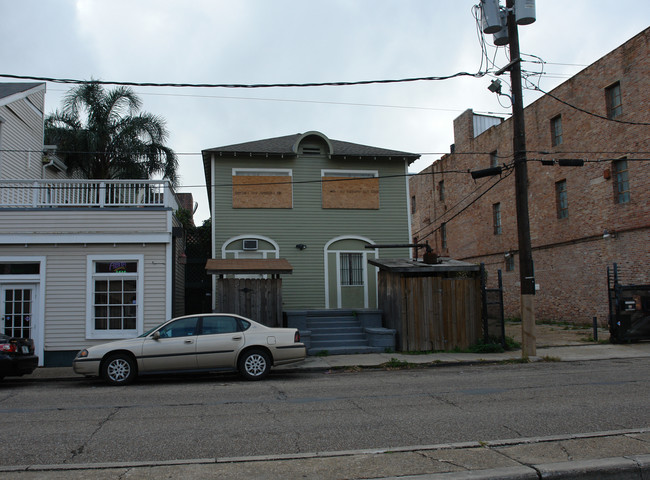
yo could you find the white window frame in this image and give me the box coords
[86,255,144,339]
[232,168,292,177]
[321,169,378,179]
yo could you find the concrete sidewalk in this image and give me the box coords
[23,340,650,381]
[3,429,650,479]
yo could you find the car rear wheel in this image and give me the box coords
[238,349,270,380]
[102,354,136,386]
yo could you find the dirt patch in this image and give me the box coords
[505,322,610,348]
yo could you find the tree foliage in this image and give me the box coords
[45,82,178,185]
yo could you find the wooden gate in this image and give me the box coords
[371,258,483,352]
[216,278,283,327]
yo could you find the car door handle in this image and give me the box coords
[184,339,194,344]
[232,336,242,341]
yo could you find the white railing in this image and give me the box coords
[0,179,179,210]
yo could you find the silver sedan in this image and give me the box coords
[73,313,306,385]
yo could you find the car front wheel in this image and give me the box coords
[238,349,270,380]
[102,354,136,386]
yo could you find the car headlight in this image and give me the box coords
[76,349,89,359]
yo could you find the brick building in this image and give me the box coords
[410,27,649,325]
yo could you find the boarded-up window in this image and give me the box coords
[232,169,292,209]
[322,170,379,209]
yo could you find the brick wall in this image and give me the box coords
[410,27,650,324]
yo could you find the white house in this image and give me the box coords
[0,83,185,367]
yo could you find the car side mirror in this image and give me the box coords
[153,331,160,341]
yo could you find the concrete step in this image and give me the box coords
[310,338,370,348]
[308,338,367,346]
[309,326,364,335]
[307,319,358,328]
[307,345,386,355]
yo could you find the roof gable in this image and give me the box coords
[0,83,45,107]
[202,131,419,161]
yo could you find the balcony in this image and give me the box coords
[0,179,179,211]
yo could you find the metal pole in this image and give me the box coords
[506,0,536,357]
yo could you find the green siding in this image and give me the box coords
[212,153,411,310]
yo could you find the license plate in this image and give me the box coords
[21,346,29,354]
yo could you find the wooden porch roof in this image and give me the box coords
[205,258,293,275]
[368,258,480,274]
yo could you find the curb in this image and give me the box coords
[2,430,649,477]
[381,455,650,479]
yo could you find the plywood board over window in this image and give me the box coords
[232,170,292,209]
[322,170,379,209]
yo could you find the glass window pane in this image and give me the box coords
[95,261,138,273]
[109,292,123,304]
[158,318,197,338]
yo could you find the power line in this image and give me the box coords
[8,148,650,159]
[0,72,488,89]
[418,167,515,243]
[529,85,650,126]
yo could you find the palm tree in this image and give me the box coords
[45,82,178,185]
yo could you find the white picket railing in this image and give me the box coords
[0,179,178,210]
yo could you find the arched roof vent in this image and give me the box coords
[291,131,334,156]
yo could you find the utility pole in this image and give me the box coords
[505,0,536,357]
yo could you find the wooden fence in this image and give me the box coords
[216,278,283,327]
[379,272,482,351]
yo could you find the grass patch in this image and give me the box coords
[315,350,329,357]
[500,357,531,364]
[541,355,561,362]
[381,357,413,369]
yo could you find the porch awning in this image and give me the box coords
[205,258,293,275]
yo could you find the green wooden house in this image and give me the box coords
[201,131,419,320]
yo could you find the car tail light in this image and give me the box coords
[294,331,301,343]
[0,343,17,353]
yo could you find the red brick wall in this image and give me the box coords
[410,28,650,324]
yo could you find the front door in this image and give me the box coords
[1,285,35,340]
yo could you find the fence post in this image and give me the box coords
[99,182,106,208]
[32,181,39,207]
[498,269,505,348]
[480,263,488,343]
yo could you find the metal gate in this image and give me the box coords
[481,265,506,347]
[607,263,650,343]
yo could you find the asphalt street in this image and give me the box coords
[1,357,649,468]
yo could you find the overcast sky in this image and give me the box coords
[1,0,648,223]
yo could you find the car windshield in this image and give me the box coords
[138,322,168,338]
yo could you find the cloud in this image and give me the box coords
[2,0,648,223]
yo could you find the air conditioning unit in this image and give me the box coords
[243,239,258,251]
